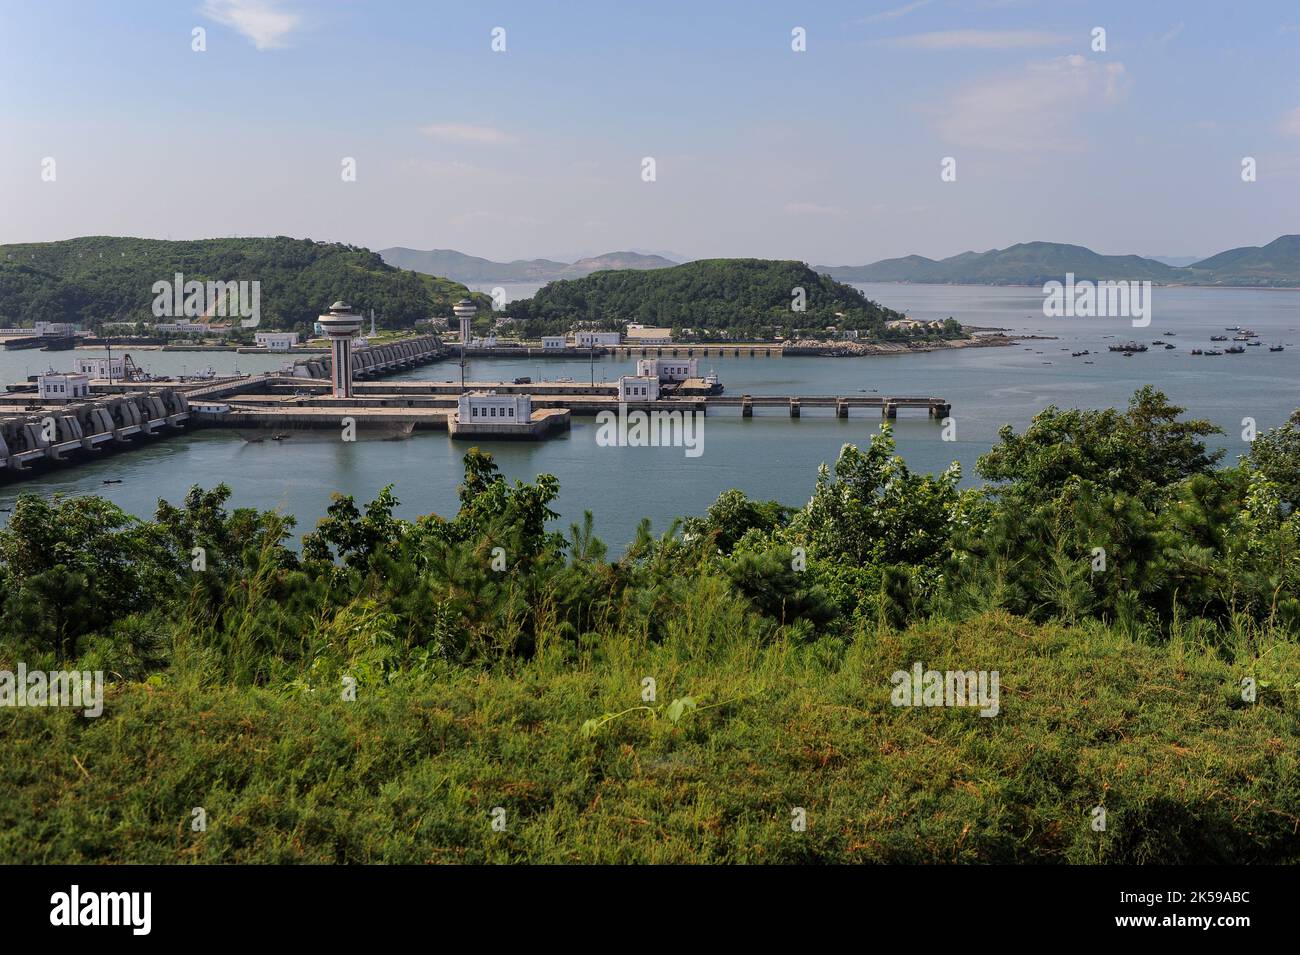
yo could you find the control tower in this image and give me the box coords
[317,301,364,398]
[453,298,477,351]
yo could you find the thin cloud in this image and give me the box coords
[1279,107,1300,137]
[884,29,1069,51]
[1158,22,1185,47]
[419,123,516,145]
[937,54,1129,151]
[201,0,301,51]
[784,202,847,217]
[863,0,932,23]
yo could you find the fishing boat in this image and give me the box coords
[1204,349,1223,356]
[1164,343,1175,349]
[1191,348,1203,355]
[1107,341,1147,352]
[1270,345,1285,352]
[1163,331,1176,336]
[1225,345,1245,354]
[1210,335,1228,341]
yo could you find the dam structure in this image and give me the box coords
[0,305,949,479]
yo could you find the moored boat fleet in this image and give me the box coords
[1093,326,1287,358]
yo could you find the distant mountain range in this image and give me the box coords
[380,248,677,284]
[815,236,1300,288]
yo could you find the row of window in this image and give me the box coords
[469,405,517,417]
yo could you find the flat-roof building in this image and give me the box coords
[636,357,699,382]
[38,373,91,402]
[617,375,660,401]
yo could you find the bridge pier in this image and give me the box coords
[929,402,951,419]
[789,398,800,418]
[836,399,848,418]
[741,395,753,418]
[883,401,897,419]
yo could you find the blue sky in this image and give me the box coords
[2,0,1298,263]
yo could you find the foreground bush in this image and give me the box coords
[3,612,1295,864]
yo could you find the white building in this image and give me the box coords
[35,321,79,336]
[636,357,699,382]
[156,321,208,334]
[575,330,621,347]
[541,336,567,350]
[456,391,532,423]
[74,356,126,379]
[38,373,91,402]
[255,331,300,352]
[617,375,660,401]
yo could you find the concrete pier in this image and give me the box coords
[293,334,444,381]
[0,390,190,475]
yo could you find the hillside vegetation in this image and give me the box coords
[1,388,1298,863]
[506,258,919,339]
[0,236,484,332]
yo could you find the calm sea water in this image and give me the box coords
[3,285,1299,549]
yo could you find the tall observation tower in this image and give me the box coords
[317,301,364,398]
[454,298,476,351]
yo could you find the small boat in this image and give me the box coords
[1164,343,1175,349]
[1191,348,1203,355]
[1108,341,1147,352]
[1225,345,1245,354]
[271,432,291,441]
[1211,335,1228,341]
[1163,331,1176,336]
[1270,345,1285,352]
[102,479,122,485]
[1225,325,1240,331]
[1204,349,1223,356]
[1246,341,1262,346]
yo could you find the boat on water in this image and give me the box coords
[1191,348,1203,355]
[1225,345,1246,354]
[1163,331,1176,336]
[1204,349,1223,356]
[1108,341,1148,352]
[1270,345,1285,352]
[1071,350,1090,357]
[1246,340,1262,346]
[1164,343,1175,349]
[1210,335,1228,341]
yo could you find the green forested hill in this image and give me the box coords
[507,258,911,338]
[0,236,484,331]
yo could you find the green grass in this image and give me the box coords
[3,611,1296,864]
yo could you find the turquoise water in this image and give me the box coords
[3,285,1298,549]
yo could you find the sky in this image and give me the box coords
[2,0,1298,265]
